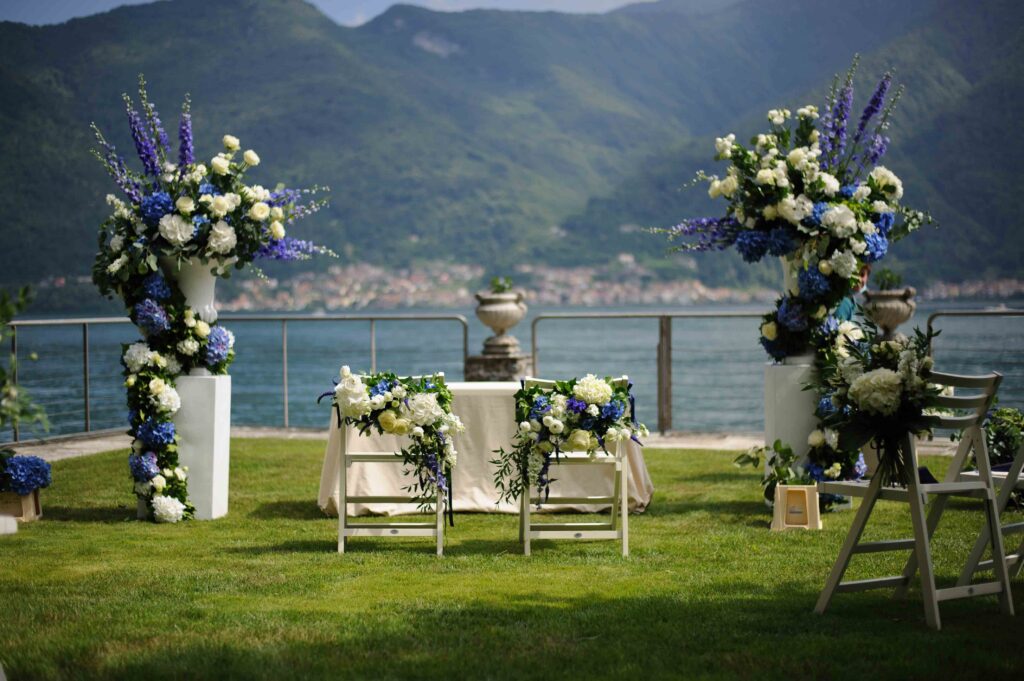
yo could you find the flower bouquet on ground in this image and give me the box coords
[0,452,51,497]
[329,367,465,507]
[660,57,931,361]
[90,75,331,522]
[491,375,648,506]
[813,316,941,486]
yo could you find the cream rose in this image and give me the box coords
[211,155,231,175]
[222,134,240,151]
[243,149,260,166]
[175,196,195,215]
[249,202,270,221]
[194,320,211,339]
[270,221,286,240]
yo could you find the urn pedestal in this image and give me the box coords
[863,287,917,339]
[466,290,530,381]
[173,375,231,520]
[764,355,818,466]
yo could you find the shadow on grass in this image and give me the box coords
[228,539,336,555]
[249,499,325,520]
[44,505,135,523]
[97,585,1024,681]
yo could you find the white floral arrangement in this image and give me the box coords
[330,367,464,507]
[492,375,648,505]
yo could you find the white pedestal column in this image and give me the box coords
[174,375,231,520]
[764,360,818,464]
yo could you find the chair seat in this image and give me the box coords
[961,468,1024,489]
[819,479,990,501]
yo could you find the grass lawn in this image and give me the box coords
[1,440,1022,680]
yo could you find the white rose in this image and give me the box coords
[209,195,231,217]
[519,421,532,433]
[270,206,284,220]
[807,429,826,448]
[529,419,541,432]
[755,168,776,186]
[158,214,193,247]
[714,133,735,158]
[152,494,186,523]
[249,202,270,221]
[174,467,187,481]
[869,166,903,200]
[707,179,722,199]
[819,173,840,197]
[109,234,124,252]
[403,392,447,427]
[549,420,564,435]
[760,321,778,341]
[243,149,260,166]
[718,175,738,197]
[194,320,211,339]
[411,426,425,439]
[176,196,195,215]
[222,135,240,151]
[208,220,237,255]
[151,474,167,492]
[369,394,386,410]
[211,155,231,176]
[149,377,166,396]
[853,184,871,201]
[224,193,242,210]
[270,221,286,240]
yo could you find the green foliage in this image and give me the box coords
[986,407,1024,465]
[733,439,810,502]
[873,267,904,291]
[0,287,47,438]
[489,276,514,294]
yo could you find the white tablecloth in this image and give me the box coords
[318,381,655,516]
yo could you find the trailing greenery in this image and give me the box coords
[733,439,810,503]
[1,441,1022,679]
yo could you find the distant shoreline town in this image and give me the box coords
[26,262,1024,314]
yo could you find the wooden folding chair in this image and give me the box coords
[519,376,630,557]
[337,373,446,557]
[956,442,1024,584]
[814,370,1014,630]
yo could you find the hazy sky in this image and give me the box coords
[0,0,642,27]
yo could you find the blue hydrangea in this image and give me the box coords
[734,230,769,263]
[874,212,895,237]
[817,396,837,417]
[370,379,393,398]
[204,326,233,367]
[134,299,170,335]
[759,336,787,361]
[140,191,173,227]
[863,232,888,263]
[136,418,176,448]
[566,397,587,414]
[601,400,626,421]
[806,462,826,481]
[192,214,209,238]
[198,182,220,196]
[128,452,160,482]
[798,268,831,299]
[766,227,796,257]
[839,185,857,199]
[819,315,839,336]
[529,395,550,421]
[777,297,808,332]
[142,273,172,301]
[803,202,829,228]
[579,416,597,431]
[1,455,51,496]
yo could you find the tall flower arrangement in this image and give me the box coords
[661,57,931,361]
[91,76,330,522]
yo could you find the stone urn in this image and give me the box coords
[475,290,528,356]
[863,287,917,339]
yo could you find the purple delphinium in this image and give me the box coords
[128,452,160,482]
[142,273,172,301]
[1,455,52,496]
[666,217,740,253]
[777,297,808,332]
[798,268,831,299]
[854,452,868,478]
[867,134,890,166]
[874,212,895,237]
[855,73,892,144]
[134,299,171,335]
[566,397,587,414]
[734,230,769,263]
[269,187,304,207]
[92,125,144,203]
[766,227,796,257]
[256,237,319,261]
[178,97,194,168]
[141,191,173,227]
[124,96,160,176]
[136,418,176,449]
[821,83,853,170]
[863,232,889,263]
[204,326,233,367]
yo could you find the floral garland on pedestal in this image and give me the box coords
[330,367,465,508]
[491,375,648,505]
[92,76,329,523]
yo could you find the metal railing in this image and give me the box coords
[531,311,763,434]
[7,313,469,442]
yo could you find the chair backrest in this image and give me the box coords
[927,370,1001,431]
[360,372,445,385]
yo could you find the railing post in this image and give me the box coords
[370,319,377,373]
[657,316,672,434]
[282,319,289,428]
[83,323,91,433]
[11,324,18,442]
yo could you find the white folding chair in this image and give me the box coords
[814,370,1014,630]
[956,441,1024,584]
[337,373,446,557]
[519,376,630,557]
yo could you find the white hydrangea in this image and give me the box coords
[848,368,903,416]
[154,385,181,415]
[402,392,447,427]
[871,200,891,214]
[124,342,154,373]
[822,205,857,238]
[853,185,871,201]
[829,250,858,279]
[777,194,813,225]
[819,172,840,196]
[159,213,193,247]
[573,374,613,406]
[869,166,903,200]
[208,220,237,255]
[835,321,865,358]
[152,495,186,523]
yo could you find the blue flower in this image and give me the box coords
[759,336,787,361]
[370,379,395,398]
[777,297,808,332]
[817,396,837,417]
[806,462,826,482]
[529,395,550,420]
[863,232,888,263]
[140,191,173,227]
[178,104,194,168]
[798,268,831,299]
[136,418,176,448]
[566,397,587,414]
[1,455,51,496]
[819,315,839,336]
[204,326,233,367]
[134,299,170,335]
[580,416,597,430]
[198,182,220,196]
[142,273,172,301]
[734,230,769,263]
[873,212,895,237]
[128,452,160,482]
[839,185,857,199]
[854,452,868,479]
[601,400,626,421]
[766,227,796,257]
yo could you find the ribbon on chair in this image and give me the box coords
[446,471,455,528]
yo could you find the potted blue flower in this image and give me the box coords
[0,450,51,521]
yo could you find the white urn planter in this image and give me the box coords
[863,287,917,339]
[160,255,232,520]
[475,290,528,356]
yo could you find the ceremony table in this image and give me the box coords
[318,381,655,516]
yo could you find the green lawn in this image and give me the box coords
[1,441,1022,680]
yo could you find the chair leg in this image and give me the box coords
[436,489,444,558]
[522,490,531,557]
[621,459,629,558]
[338,435,346,555]
[907,471,941,630]
[815,475,882,615]
[974,436,1014,615]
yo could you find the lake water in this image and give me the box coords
[6,302,1023,442]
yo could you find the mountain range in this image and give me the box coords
[0,0,1019,303]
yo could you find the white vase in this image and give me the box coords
[160,256,225,377]
[780,255,800,297]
